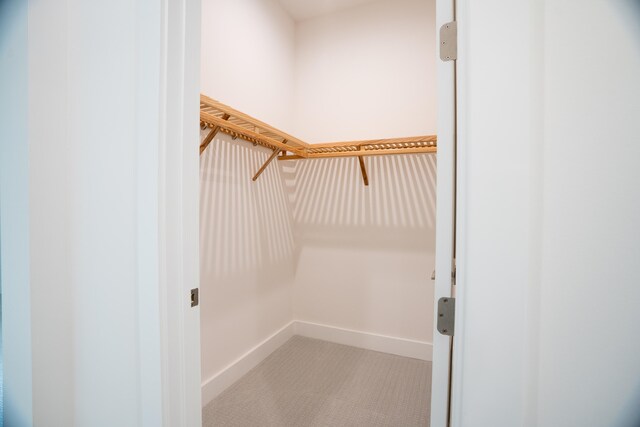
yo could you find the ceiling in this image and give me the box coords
[275,0,379,22]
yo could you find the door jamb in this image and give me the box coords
[431,0,460,426]
[157,0,202,425]
[449,0,467,424]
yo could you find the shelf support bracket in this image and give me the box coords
[358,155,369,186]
[199,113,230,155]
[253,140,287,181]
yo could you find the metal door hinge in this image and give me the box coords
[190,288,199,307]
[452,258,457,285]
[437,297,455,336]
[439,21,457,61]
[430,267,456,283]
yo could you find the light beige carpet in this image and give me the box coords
[203,336,432,427]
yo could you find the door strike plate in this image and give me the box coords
[437,297,455,336]
[190,288,199,307]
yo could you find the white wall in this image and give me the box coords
[287,155,436,344]
[28,1,75,425]
[199,133,296,390]
[453,0,640,426]
[201,0,296,130]
[290,0,437,347]
[0,2,33,425]
[294,0,437,142]
[537,1,640,425]
[199,0,298,402]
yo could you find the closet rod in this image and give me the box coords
[278,145,437,160]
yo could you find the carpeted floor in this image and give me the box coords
[203,336,432,427]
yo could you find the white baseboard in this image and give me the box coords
[201,320,432,406]
[201,321,295,407]
[294,320,432,361]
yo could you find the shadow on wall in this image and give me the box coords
[619,0,640,52]
[199,133,295,280]
[618,380,640,427]
[281,155,437,252]
[199,133,296,379]
[200,136,436,267]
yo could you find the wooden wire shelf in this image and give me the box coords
[200,94,437,184]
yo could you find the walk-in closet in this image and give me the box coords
[198,1,440,425]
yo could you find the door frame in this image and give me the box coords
[157,0,202,425]
[431,0,461,426]
[161,0,466,424]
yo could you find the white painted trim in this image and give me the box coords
[201,322,296,407]
[157,0,202,425]
[135,1,163,425]
[450,1,468,425]
[294,321,432,361]
[431,0,457,426]
[201,321,432,407]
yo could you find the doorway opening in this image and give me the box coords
[196,0,456,425]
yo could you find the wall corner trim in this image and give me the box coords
[294,321,433,362]
[201,321,296,407]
